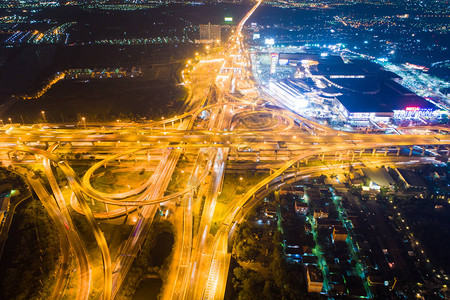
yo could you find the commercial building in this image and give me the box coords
[269,53,437,123]
[199,23,221,43]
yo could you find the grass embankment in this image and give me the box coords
[210,171,269,235]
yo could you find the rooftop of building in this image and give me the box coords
[281,56,436,114]
[397,168,428,188]
[337,82,434,113]
[307,265,324,282]
[362,167,396,187]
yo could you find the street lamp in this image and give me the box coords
[41,111,46,123]
[8,118,12,124]
[82,117,86,129]
[0,119,3,125]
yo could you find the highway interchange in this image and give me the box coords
[1,0,450,299]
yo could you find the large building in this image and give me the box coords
[306,265,324,293]
[199,23,221,43]
[269,53,437,124]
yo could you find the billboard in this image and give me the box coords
[265,38,275,45]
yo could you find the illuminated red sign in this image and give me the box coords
[405,106,420,111]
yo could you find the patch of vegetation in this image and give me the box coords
[91,168,153,194]
[211,171,269,234]
[228,207,311,300]
[165,168,191,195]
[0,167,28,194]
[0,198,60,300]
[395,196,450,274]
[118,220,175,299]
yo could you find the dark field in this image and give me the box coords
[0,43,199,122]
[6,63,187,123]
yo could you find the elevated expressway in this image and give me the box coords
[1,1,449,299]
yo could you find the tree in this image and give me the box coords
[318,174,327,184]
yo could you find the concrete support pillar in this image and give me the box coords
[266,183,269,189]
[339,153,342,162]
[125,205,128,216]
[359,150,363,156]
[409,147,413,156]
[372,148,376,156]
[305,157,309,164]
[421,147,425,156]
[321,153,325,161]
[384,148,388,156]
[397,147,401,156]
[352,151,355,162]
[282,173,284,182]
